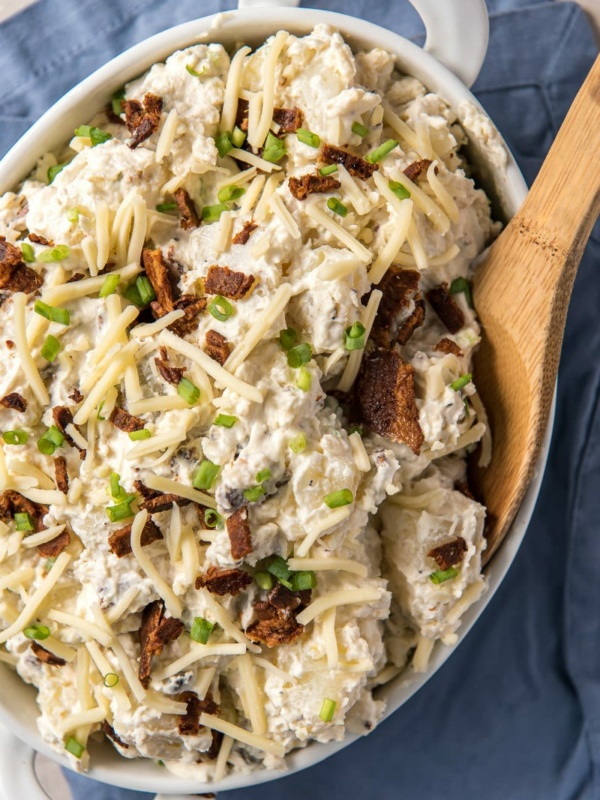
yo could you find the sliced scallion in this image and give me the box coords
[190,617,214,644]
[388,180,411,200]
[37,245,70,263]
[122,283,145,308]
[279,327,297,351]
[265,555,292,589]
[204,509,223,529]
[65,737,85,759]
[193,460,220,491]
[99,274,120,298]
[186,63,205,78]
[177,377,201,405]
[323,489,353,509]
[430,567,459,584]
[21,243,35,263]
[296,365,312,392]
[201,203,228,224]
[136,275,156,305]
[231,126,246,148]
[243,485,266,503]
[14,512,34,531]
[254,570,274,591]
[256,468,271,484]
[3,429,28,445]
[47,164,66,184]
[156,202,177,213]
[208,295,233,322]
[344,321,365,351]
[319,164,338,177]
[365,139,399,163]
[289,433,307,454]
[327,197,348,217]
[217,184,246,204]
[291,570,317,591]
[296,128,320,148]
[262,132,287,164]
[110,473,127,502]
[103,673,119,688]
[129,429,151,441]
[106,500,135,523]
[450,276,474,309]
[111,87,125,117]
[287,343,312,369]
[37,425,65,455]
[450,373,472,392]
[34,300,70,325]
[214,414,238,428]
[215,131,233,158]
[24,623,50,640]
[319,697,337,722]
[67,207,80,223]
[351,121,369,138]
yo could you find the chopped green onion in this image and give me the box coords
[366,139,399,163]
[99,274,120,298]
[450,373,472,392]
[324,489,353,509]
[244,485,266,503]
[190,617,214,644]
[279,327,297,351]
[3,429,29,445]
[186,63,205,78]
[262,132,287,164]
[21,243,35,263]
[47,164,66,184]
[348,424,363,436]
[204,509,223,529]
[430,567,459,584]
[214,414,238,428]
[201,203,228,224]
[111,87,125,117]
[319,164,338,176]
[344,321,365,351]
[14,512,34,531]
[122,283,145,308]
[37,425,65,455]
[289,433,307,454]
[44,558,56,572]
[67,207,80,223]
[327,197,348,217]
[106,500,135,523]
[296,128,321,148]
[254,570,274,591]
[103,673,119,688]
[34,300,70,325]
[208,295,233,322]
[351,121,369,138]
[464,398,470,416]
[291,570,317,591]
[156,202,177,213]
[97,401,106,421]
[265,555,292,589]
[135,275,156,306]
[37,245,70,263]
[177,377,201,405]
[65,737,85,759]
[388,180,411,200]
[287,343,312,369]
[193,460,220,491]
[319,697,337,722]
[256,468,272,484]
[231,126,246,148]
[217,184,246,204]
[296,365,312,392]
[216,131,233,158]
[24,623,50,640]
[129,428,151,441]
[450,276,474,309]
[110,473,127,502]
[74,125,111,146]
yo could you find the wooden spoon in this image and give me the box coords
[471,54,600,565]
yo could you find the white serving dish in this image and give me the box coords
[0,0,549,797]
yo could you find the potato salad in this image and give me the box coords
[0,25,498,780]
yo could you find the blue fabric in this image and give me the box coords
[0,2,597,798]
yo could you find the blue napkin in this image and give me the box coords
[1,2,598,798]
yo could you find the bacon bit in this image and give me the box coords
[0,490,48,532]
[154,347,184,385]
[195,566,252,596]
[247,604,304,648]
[205,330,230,367]
[38,530,70,558]
[168,295,207,336]
[174,188,200,230]
[102,721,129,749]
[138,599,184,687]
[108,518,163,558]
[66,273,85,284]
[54,456,69,494]
[69,388,84,403]
[427,536,468,571]
[226,507,252,560]
[273,107,305,133]
[5,340,14,350]
[232,220,258,246]
[455,479,475,501]
[0,236,42,294]
[403,159,432,182]
[435,337,463,357]
[143,247,175,314]
[28,233,54,246]
[139,493,190,514]
[0,392,27,412]
[266,582,311,611]
[426,283,465,334]
[133,480,160,501]
[177,691,219,736]
[124,92,163,149]
[52,406,85,453]
[235,98,249,132]
[288,173,341,201]
[320,144,378,180]
[110,406,145,433]
[371,268,425,348]
[30,642,66,667]
[204,265,255,300]
[354,348,424,455]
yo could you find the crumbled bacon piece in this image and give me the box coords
[427,536,468,571]
[403,159,432,181]
[52,406,85,453]
[138,599,184,687]
[195,566,252,596]
[426,283,465,334]
[320,144,378,180]
[204,265,255,300]
[0,392,27,412]
[177,691,219,736]
[31,643,66,667]
[108,518,163,558]
[174,188,200,230]
[143,248,175,314]
[247,605,304,648]
[139,493,190,514]
[28,233,54,246]
[54,456,69,494]
[235,98,249,132]
[273,107,305,133]
[232,221,258,246]
[69,388,84,403]
[155,347,184,385]
[435,337,463,357]
[0,236,42,294]
[371,268,425,348]
[66,273,85,283]
[354,349,424,455]
[0,490,48,532]
[38,530,70,558]
[124,92,163,149]
[102,721,129,749]
[205,330,230,367]
[168,295,207,336]
[265,582,311,612]
[226,507,252,560]
[110,406,145,433]
[134,480,160,501]
[288,173,341,201]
